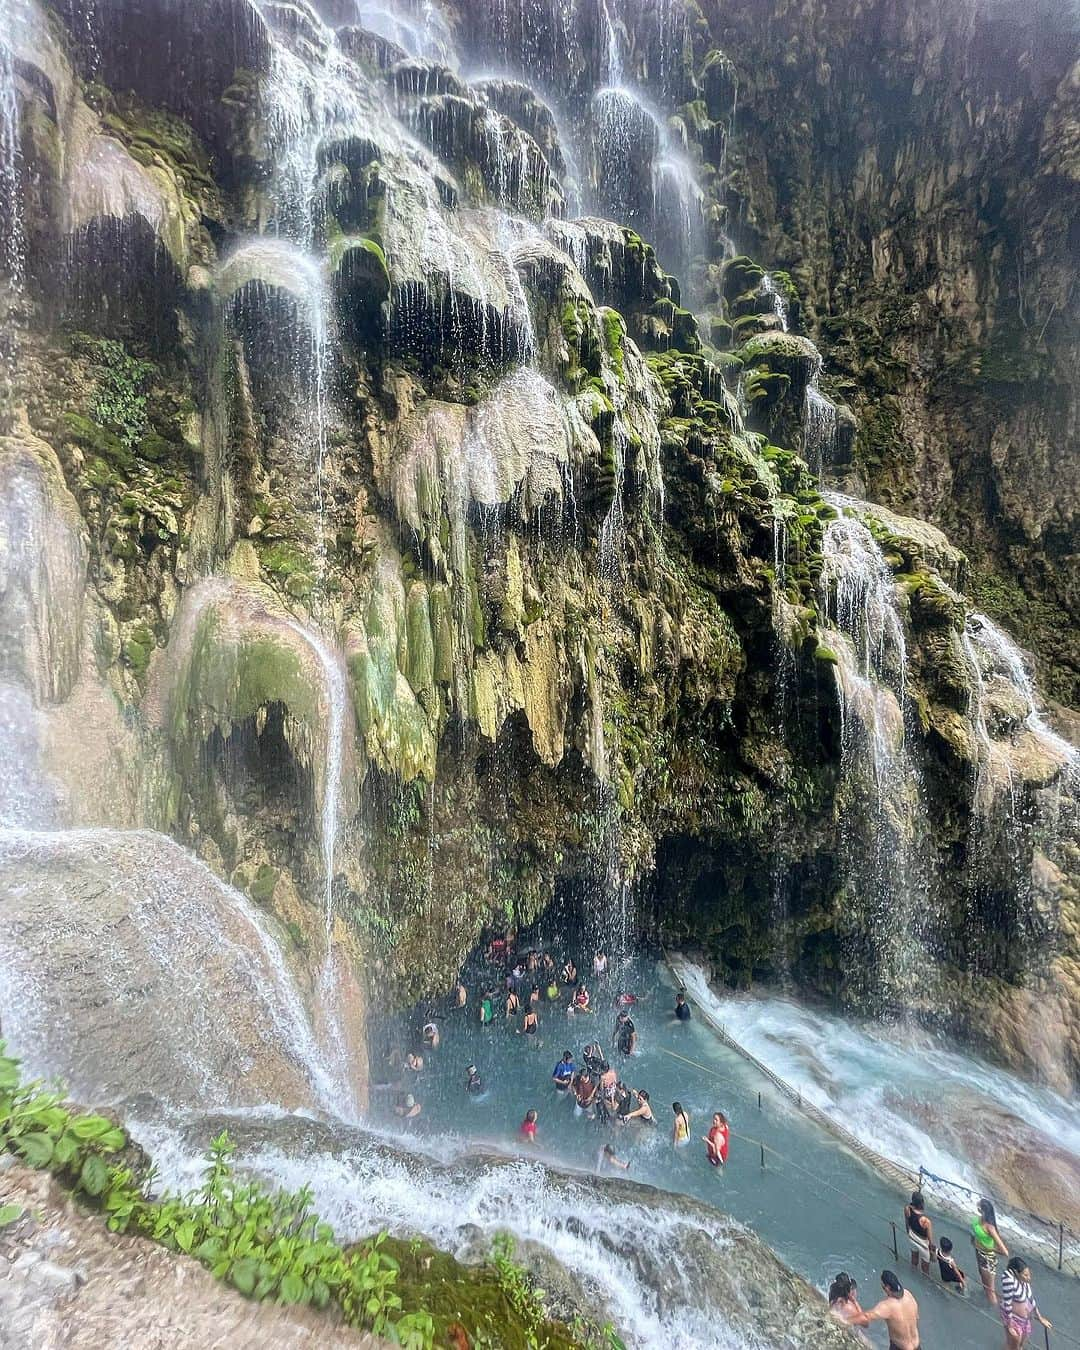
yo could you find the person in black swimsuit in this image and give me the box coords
[904,1191,934,1276]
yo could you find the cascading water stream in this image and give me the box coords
[819,500,931,1009]
[961,611,1079,963]
[0,25,25,425]
[803,379,838,481]
[759,273,787,331]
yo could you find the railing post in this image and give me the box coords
[760,1140,765,1170]
[757,1091,761,1111]
[890,1221,899,1260]
[1059,1222,1064,1271]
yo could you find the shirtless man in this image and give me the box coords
[852,1271,920,1350]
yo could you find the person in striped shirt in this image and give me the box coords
[1000,1257,1052,1347]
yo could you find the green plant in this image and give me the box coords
[490,1233,548,1346]
[71,335,156,450]
[0,1046,435,1347]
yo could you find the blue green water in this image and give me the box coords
[379,949,1080,1349]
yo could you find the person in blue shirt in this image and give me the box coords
[674,990,691,1023]
[552,1050,576,1091]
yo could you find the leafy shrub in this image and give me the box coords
[70,335,155,449]
[0,1045,433,1347]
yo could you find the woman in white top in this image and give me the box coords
[1000,1257,1052,1348]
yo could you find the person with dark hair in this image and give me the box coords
[904,1190,934,1275]
[464,1063,483,1094]
[971,1197,1009,1305]
[551,1049,576,1091]
[574,1069,598,1116]
[582,1040,605,1073]
[622,1088,655,1124]
[597,1142,629,1172]
[519,1108,539,1144]
[703,1111,729,1168]
[936,1236,966,1290]
[1000,1256,1052,1347]
[828,1272,862,1327]
[852,1270,920,1349]
[671,1101,691,1148]
[673,990,691,1023]
[613,1010,637,1056]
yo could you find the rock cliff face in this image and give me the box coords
[705,0,1080,707]
[1,0,1077,1086]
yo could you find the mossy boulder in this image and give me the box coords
[737,333,821,395]
[722,255,766,302]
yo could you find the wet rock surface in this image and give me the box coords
[0,1160,383,1348]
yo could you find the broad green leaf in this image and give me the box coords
[80,1154,108,1196]
[17,1131,54,1168]
[0,1204,23,1227]
[52,1134,79,1166]
[230,1257,259,1296]
[70,1115,115,1141]
[175,1221,196,1253]
[279,1272,306,1305]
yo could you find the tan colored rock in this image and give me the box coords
[0,1163,384,1349]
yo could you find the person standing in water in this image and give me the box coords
[673,990,691,1023]
[465,1063,483,1094]
[593,951,608,979]
[904,1191,934,1276]
[828,1273,863,1329]
[613,1010,637,1055]
[1000,1256,1052,1347]
[519,1108,539,1145]
[703,1111,729,1168]
[852,1270,920,1350]
[671,1101,691,1148]
[621,1089,655,1124]
[551,1050,575,1092]
[971,1198,1008,1305]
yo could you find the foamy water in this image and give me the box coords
[677,961,1080,1231]
[131,1107,775,1350]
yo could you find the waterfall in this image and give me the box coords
[0,826,353,1114]
[280,617,349,930]
[0,27,24,425]
[803,380,838,480]
[961,612,1079,964]
[769,511,796,983]
[819,503,930,1009]
[759,273,788,331]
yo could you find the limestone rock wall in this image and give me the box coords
[1,0,1077,1085]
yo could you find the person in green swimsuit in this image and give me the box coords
[970,1197,1008,1305]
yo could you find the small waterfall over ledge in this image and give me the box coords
[818,500,932,1010]
[962,611,1080,974]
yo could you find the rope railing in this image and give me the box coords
[655,1039,1080,1350]
[662,951,1080,1281]
[917,1164,1079,1277]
